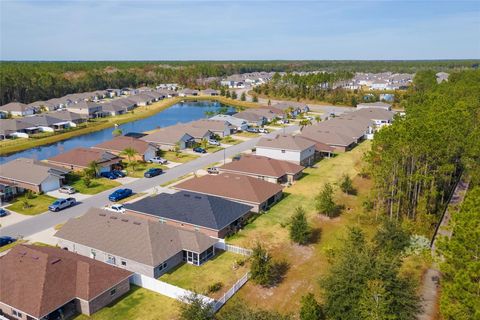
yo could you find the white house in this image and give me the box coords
[255,134,316,166]
[0,102,35,117]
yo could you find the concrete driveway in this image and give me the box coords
[0,209,32,228]
[46,190,92,202]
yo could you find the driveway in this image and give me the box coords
[0,125,299,238]
[46,190,92,202]
[0,210,32,228]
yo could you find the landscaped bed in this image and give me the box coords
[73,286,179,320]
[67,174,121,194]
[6,194,57,215]
[159,251,250,299]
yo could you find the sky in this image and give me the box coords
[1,0,479,60]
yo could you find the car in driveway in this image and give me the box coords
[246,127,259,133]
[103,204,125,214]
[258,128,269,133]
[112,170,126,178]
[100,171,117,180]
[207,167,219,174]
[149,156,168,164]
[48,197,76,212]
[193,147,206,154]
[208,139,220,146]
[58,186,76,194]
[108,188,133,202]
[278,119,289,124]
[0,236,16,247]
[144,168,163,178]
[0,208,8,217]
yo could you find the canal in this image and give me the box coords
[0,100,233,164]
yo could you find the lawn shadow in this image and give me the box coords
[309,227,322,244]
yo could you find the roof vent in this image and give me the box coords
[194,196,201,199]
[51,258,61,265]
[133,221,141,225]
[99,213,106,217]
[110,216,118,220]
[184,194,190,197]
[121,218,129,222]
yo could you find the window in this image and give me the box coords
[281,150,286,153]
[159,218,165,224]
[110,288,116,296]
[106,255,116,265]
[121,260,127,266]
[158,262,168,271]
[90,249,96,259]
[12,310,23,318]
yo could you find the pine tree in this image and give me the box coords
[290,206,311,245]
[339,174,355,195]
[358,280,394,320]
[300,293,325,320]
[231,91,238,99]
[179,293,215,320]
[315,183,337,217]
[240,92,246,101]
[250,243,274,286]
[252,95,258,102]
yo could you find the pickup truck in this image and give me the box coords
[49,197,76,212]
[103,204,126,214]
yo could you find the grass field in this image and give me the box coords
[6,194,57,215]
[74,286,179,320]
[222,141,378,314]
[68,175,121,195]
[160,251,250,299]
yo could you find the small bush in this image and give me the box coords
[207,282,223,294]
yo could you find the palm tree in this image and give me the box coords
[121,147,139,171]
[299,119,312,131]
[315,115,321,123]
[86,161,100,178]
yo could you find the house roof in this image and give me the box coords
[256,134,315,151]
[179,88,199,95]
[189,119,233,132]
[210,114,247,127]
[271,102,308,111]
[201,89,219,94]
[356,102,391,109]
[299,126,357,147]
[141,126,194,146]
[0,119,32,132]
[47,147,121,168]
[55,208,218,266]
[21,115,66,127]
[68,101,101,110]
[174,173,283,205]
[348,108,395,122]
[93,136,155,155]
[219,154,304,178]
[232,110,266,122]
[45,110,87,122]
[0,102,32,113]
[0,244,132,319]
[124,191,253,231]
[0,158,70,185]
[127,94,154,104]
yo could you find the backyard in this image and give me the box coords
[6,194,57,215]
[160,251,250,299]
[67,174,121,194]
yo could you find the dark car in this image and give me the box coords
[144,168,163,178]
[193,147,206,154]
[0,236,15,247]
[207,167,219,174]
[112,170,126,178]
[49,197,76,212]
[108,188,133,202]
[0,208,8,217]
[100,171,117,180]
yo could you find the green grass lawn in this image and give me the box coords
[74,286,179,320]
[205,145,224,153]
[234,131,260,138]
[159,151,199,163]
[68,175,121,195]
[125,162,167,178]
[220,136,242,145]
[6,194,57,215]
[160,251,250,299]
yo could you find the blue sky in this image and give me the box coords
[1,0,479,60]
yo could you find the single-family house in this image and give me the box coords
[188,119,234,137]
[55,208,218,277]
[0,102,35,117]
[0,158,70,193]
[210,114,248,131]
[174,173,283,212]
[46,147,122,173]
[67,101,104,118]
[255,134,317,166]
[0,244,132,319]
[219,154,305,184]
[356,101,392,111]
[299,125,357,152]
[176,124,213,142]
[232,110,267,126]
[157,89,178,98]
[272,102,309,115]
[92,136,158,162]
[178,89,199,97]
[124,191,253,238]
[127,94,154,106]
[21,114,75,131]
[100,102,128,116]
[46,110,88,125]
[140,127,195,150]
[201,89,219,96]
[0,119,31,139]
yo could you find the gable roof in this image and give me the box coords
[46,110,88,122]
[0,157,69,185]
[0,102,32,113]
[124,191,252,231]
[0,119,32,133]
[210,114,247,127]
[188,119,233,132]
[299,126,357,147]
[47,147,120,168]
[0,244,132,319]
[232,110,266,122]
[348,108,395,122]
[141,126,194,146]
[93,136,156,155]
[21,115,66,127]
[219,154,304,178]
[256,134,315,151]
[174,173,283,205]
[55,208,217,266]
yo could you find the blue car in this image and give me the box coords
[100,171,117,179]
[0,208,8,217]
[193,147,206,154]
[0,236,16,247]
[144,168,163,178]
[112,170,126,178]
[108,188,133,202]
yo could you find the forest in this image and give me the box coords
[1,60,478,105]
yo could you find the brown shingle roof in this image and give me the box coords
[0,244,132,319]
[219,154,304,178]
[55,208,217,266]
[141,126,194,146]
[174,173,283,205]
[0,158,69,185]
[46,147,121,169]
[93,136,155,155]
[256,134,315,151]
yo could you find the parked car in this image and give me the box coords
[207,167,219,174]
[100,171,117,180]
[246,127,259,133]
[149,156,168,164]
[112,170,126,178]
[58,186,76,194]
[49,197,76,212]
[103,204,125,214]
[108,188,133,202]
[0,208,8,217]
[193,147,206,154]
[0,236,15,247]
[258,128,269,133]
[208,139,220,146]
[144,168,163,178]
[278,119,289,124]
[232,154,241,161]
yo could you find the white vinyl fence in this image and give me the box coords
[214,241,252,256]
[213,272,250,312]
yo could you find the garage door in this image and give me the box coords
[41,176,61,192]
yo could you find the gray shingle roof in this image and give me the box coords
[124,191,252,231]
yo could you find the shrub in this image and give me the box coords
[207,282,223,294]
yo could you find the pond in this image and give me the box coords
[0,100,233,164]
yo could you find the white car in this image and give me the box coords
[258,128,269,133]
[149,157,168,164]
[103,204,125,214]
[208,139,220,146]
[278,119,290,124]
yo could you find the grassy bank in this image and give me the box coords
[182,95,263,109]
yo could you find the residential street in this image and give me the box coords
[0,125,299,238]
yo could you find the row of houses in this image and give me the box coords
[335,72,414,91]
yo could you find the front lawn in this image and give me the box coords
[74,286,179,320]
[159,150,199,163]
[160,251,250,299]
[125,162,167,178]
[6,194,57,215]
[234,131,260,138]
[220,136,242,145]
[67,174,121,195]
[205,145,224,153]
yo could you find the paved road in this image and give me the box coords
[0,125,299,238]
